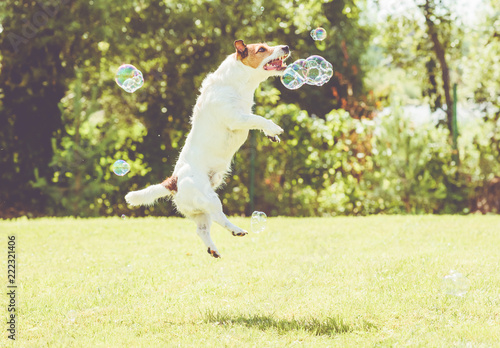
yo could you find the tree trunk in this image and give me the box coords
[422,0,454,139]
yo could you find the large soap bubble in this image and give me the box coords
[281,59,307,90]
[281,55,333,90]
[305,55,334,86]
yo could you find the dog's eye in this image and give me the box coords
[257,47,266,53]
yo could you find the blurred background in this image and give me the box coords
[0,0,498,218]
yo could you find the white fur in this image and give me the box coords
[124,184,170,206]
[126,43,288,257]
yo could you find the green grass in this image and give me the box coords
[1,216,500,347]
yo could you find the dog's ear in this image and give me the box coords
[234,40,248,60]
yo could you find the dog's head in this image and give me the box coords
[234,39,290,76]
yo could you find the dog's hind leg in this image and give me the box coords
[188,181,248,237]
[207,197,247,237]
[189,213,221,258]
[212,211,248,237]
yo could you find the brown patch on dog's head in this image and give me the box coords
[234,40,274,69]
[234,39,289,71]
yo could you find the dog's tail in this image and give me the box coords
[125,176,178,206]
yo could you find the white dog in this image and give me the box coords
[125,39,290,258]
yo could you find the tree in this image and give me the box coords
[1,0,373,217]
[369,0,463,138]
[420,0,454,143]
[0,1,68,215]
[0,0,147,216]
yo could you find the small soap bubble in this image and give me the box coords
[442,270,470,297]
[112,160,131,176]
[121,214,126,219]
[67,310,77,323]
[115,64,144,93]
[251,211,267,233]
[310,27,327,41]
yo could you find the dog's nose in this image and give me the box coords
[283,46,290,54]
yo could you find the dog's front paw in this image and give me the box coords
[267,135,281,143]
[207,247,221,258]
[263,120,284,138]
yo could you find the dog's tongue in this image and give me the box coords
[264,59,283,70]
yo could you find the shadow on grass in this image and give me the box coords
[204,310,377,337]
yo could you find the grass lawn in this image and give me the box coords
[1,215,499,347]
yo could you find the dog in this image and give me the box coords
[125,39,290,258]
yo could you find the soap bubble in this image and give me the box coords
[112,160,130,176]
[442,270,470,297]
[67,310,77,323]
[281,72,301,90]
[121,214,126,219]
[281,60,307,90]
[251,211,267,233]
[281,55,333,90]
[305,55,333,86]
[115,64,144,93]
[310,27,327,41]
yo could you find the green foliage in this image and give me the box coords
[1,0,374,217]
[461,0,500,107]
[365,106,455,214]
[370,0,464,111]
[226,86,375,216]
[220,86,365,216]
[1,0,499,217]
[0,0,138,214]
[227,92,496,216]
[30,71,148,217]
[459,112,500,213]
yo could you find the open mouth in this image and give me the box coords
[263,54,289,71]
